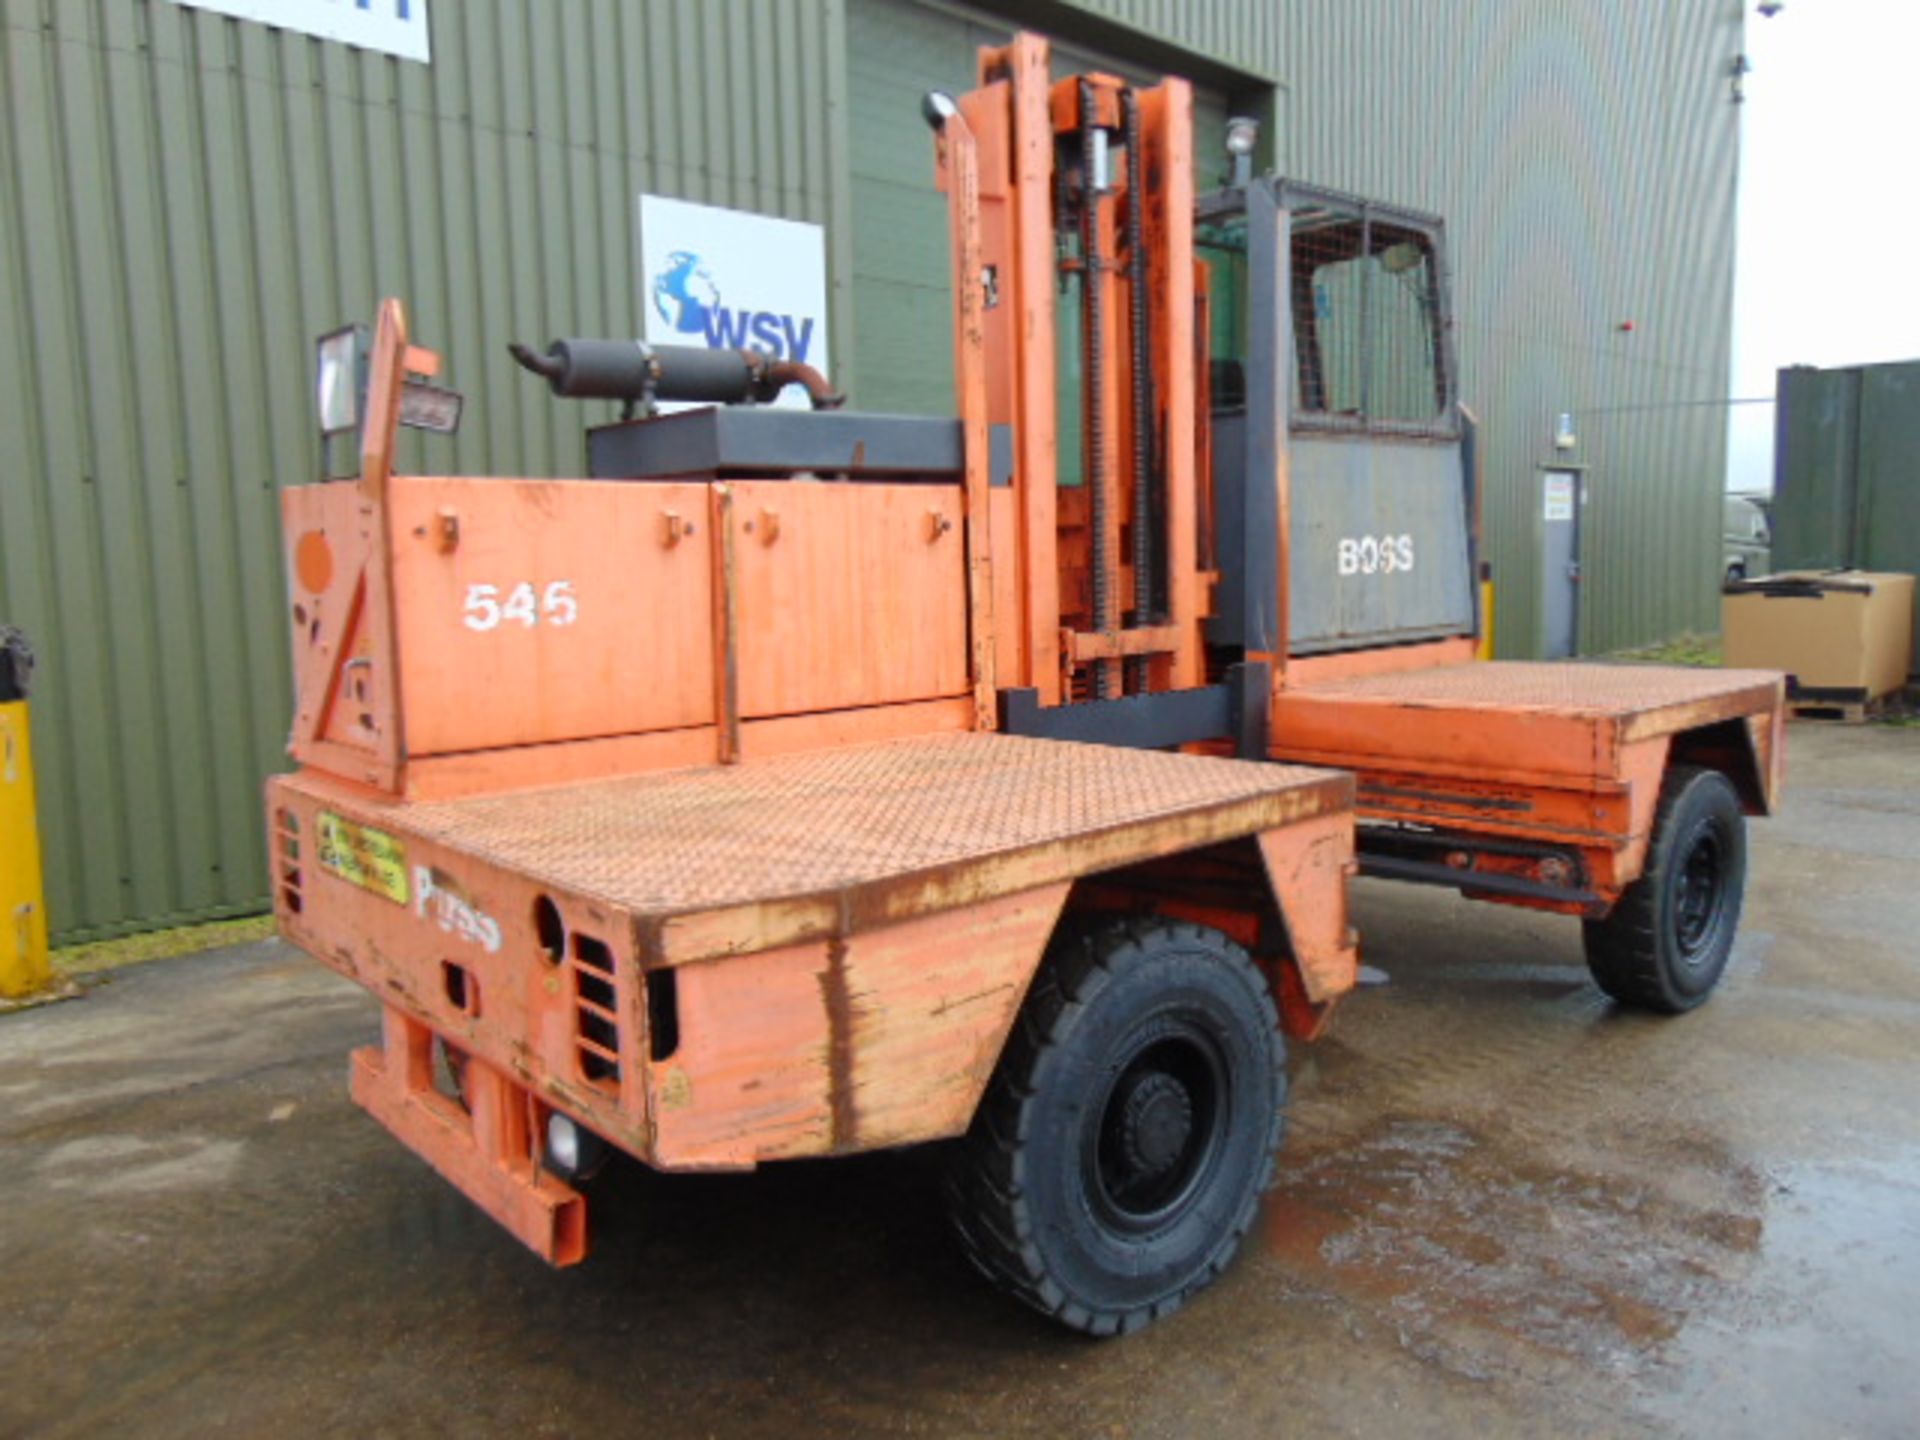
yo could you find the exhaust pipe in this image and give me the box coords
[508,337,844,413]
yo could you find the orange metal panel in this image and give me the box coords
[1751,704,1786,811]
[1274,662,1784,909]
[650,883,1071,1168]
[1282,637,1478,688]
[649,939,835,1169]
[284,480,398,788]
[1069,624,1182,661]
[1351,766,1635,840]
[729,481,969,719]
[1004,36,1063,702]
[842,883,1069,1149]
[1273,662,1785,787]
[402,726,719,802]
[1091,143,1127,697]
[387,477,715,755]
[1257,811,1358,1007]
[1605,736,1671,889]
[270,773,647,1144]
[1276,697,1617,787]
[938,103,999,730]
[352,300,419,786]
[738,696,973,761]
[1139,79,1201,690]
[989,487,1025,681]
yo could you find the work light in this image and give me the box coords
[315,324,370,436]
[1225,116,1260,186]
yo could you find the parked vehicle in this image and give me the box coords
[1724,491,1772,584]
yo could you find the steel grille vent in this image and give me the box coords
[569,932,621,1090]
[274,808,303,914]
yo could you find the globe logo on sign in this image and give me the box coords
[652,251,721,337]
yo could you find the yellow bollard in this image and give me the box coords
[1,697,52,1001]
[1,628,70,1009]
[1476,565,1496,661]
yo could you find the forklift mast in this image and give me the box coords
[932,37,1207,716]
[932,37,1481,760]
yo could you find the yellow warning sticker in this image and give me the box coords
[315,811,410,905]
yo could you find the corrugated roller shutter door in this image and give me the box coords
[846,0,1226,416]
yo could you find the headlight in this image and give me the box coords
[546,1113,581,1172]
[545,1112,610,1181]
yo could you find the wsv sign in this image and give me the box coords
[652,250,819,363]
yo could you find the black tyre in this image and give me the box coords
[1583,764,1747,1013]
[946,919,1286,1335]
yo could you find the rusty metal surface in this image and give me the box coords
[1290,661,1779,716]
[305,734,1344,923]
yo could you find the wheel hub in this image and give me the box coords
[1115,1070,1194,1178]
[1090,1029,1227,1230]
[1675,830,1723,957]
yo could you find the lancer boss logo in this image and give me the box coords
[649,249,819,363]
[414,866,502,953]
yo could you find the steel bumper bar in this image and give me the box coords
[350,1006,588,1266]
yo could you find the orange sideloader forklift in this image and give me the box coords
[270,35,1784,1334]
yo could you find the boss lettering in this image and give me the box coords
[1336,534,1416,576]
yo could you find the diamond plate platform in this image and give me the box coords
[1272,660,1786,790]
[282,733,1350,962]
[1284,661,1782,717]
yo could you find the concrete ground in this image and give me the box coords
[3,722,1916,1439]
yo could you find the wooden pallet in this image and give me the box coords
[1786,694,1887,725]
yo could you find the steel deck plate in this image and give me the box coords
[316,733,1345,926]
[1271,660,1786,790]
[1283,660,1781,716]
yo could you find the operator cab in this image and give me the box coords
[1197,179,1476,659]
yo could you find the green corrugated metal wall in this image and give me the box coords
[866,0,1744,661]
[0,0,1741,943]
[845,0,1228,418]
[1068,0,1281,82]
[0,0,852,942]
[1772,360,1920,666]
[1255,3,1743,665]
